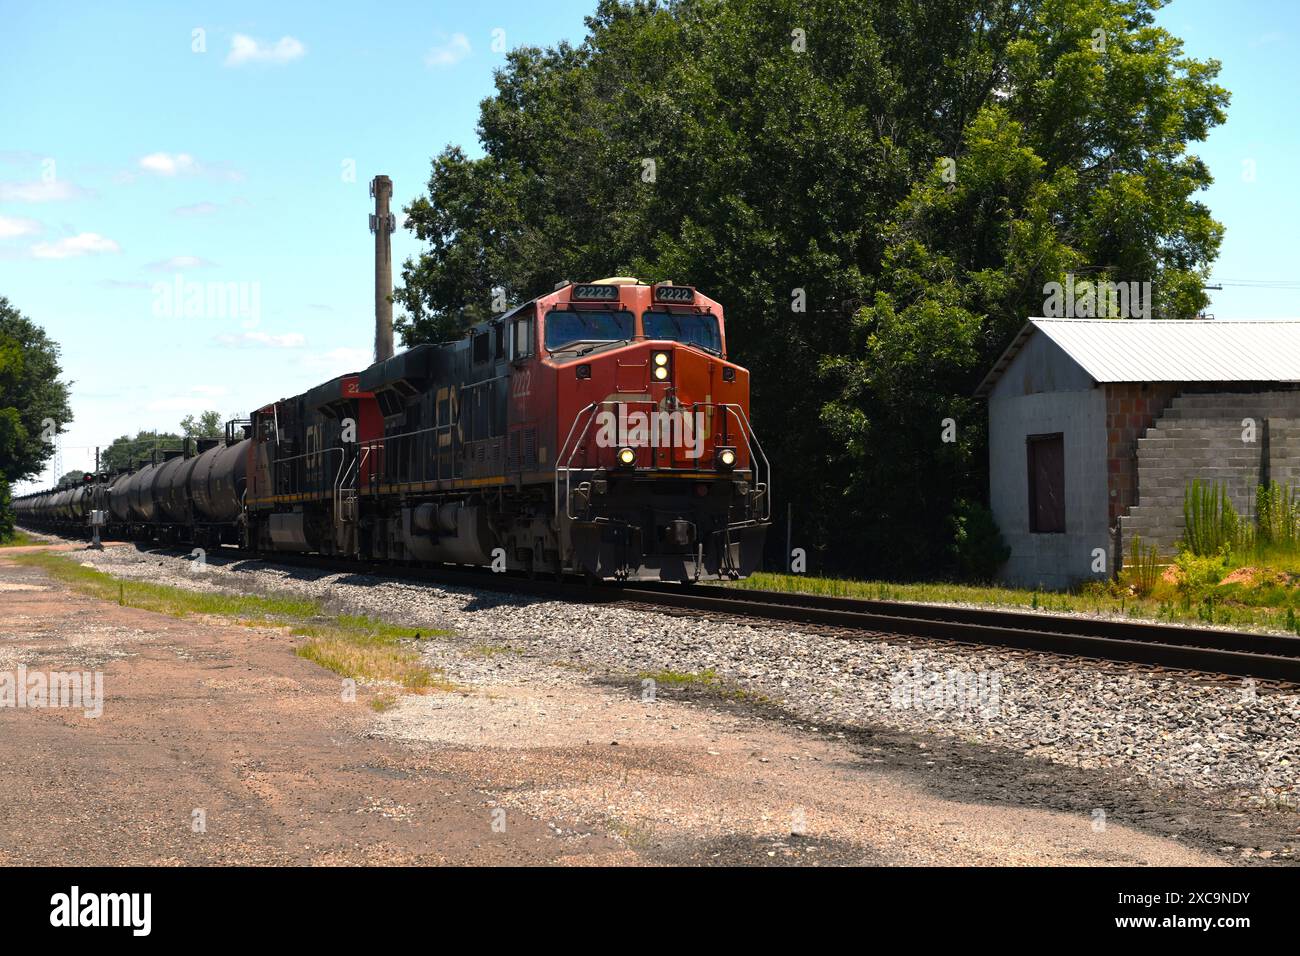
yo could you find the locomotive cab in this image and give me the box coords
[539,279,770,581]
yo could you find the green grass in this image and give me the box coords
[14,551,456,693]
[639,668,720,687]
[727,569,1300,635]
[0,531,39,548]
[635,667,767,703]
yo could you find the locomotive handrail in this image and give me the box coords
[332,448,355,519]
[554,401,602,521]
[272,447,345,466]
[357,421,457,489]
[271,446,344,498]
[358,444,371,490]
[712,402,771,523]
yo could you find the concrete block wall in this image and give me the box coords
[1269,418,1300,488]
[1118,390,1300,558]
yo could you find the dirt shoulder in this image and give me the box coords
[0,549,1227,865]
[0,553,628,865]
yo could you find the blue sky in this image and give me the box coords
[1,0,1296,493]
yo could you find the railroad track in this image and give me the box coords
[623,582,1300,686]
[82,542,1300,686]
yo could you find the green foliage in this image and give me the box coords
[398,0,1228,576]
[100,429,184,471]
[1173,547,1229,602]
[99,411,226,472]
[1127,535,1160,596]
[0,296,73,484]
[1182,479,1247,557]
[732,567,1300,633]
[180,410,224,441]
[948,498,1010,582]
[58,469,87,487]
[0,476,13,542]
[1255,481,1300,555]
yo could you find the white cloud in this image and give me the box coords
[97,278,151,290]
[425,33,471,67]
[0,179,92,202]
[30,232,121,259]
[146,385,229,412]
[226,34,306,66]
[304,346,373,375]
[135,155,242,183]
[172,201,220,217]
[144,255,217,271]
[215,330,306,349]
[0,214,41,238]
[139,152,197,176]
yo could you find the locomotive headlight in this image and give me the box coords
[716,447,737,470]
[653,352,669,367]
[617,447,637,468]
[653,365,669,381]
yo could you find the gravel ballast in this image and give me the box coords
[68,544,1300,810]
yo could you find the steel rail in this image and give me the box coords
[20,529,1297,685]
[196,549,1300,686]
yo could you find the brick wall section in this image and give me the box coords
[1104,382,1180,527]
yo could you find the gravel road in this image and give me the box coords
[71,544,1300,814]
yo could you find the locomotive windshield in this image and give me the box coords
[544,309,635,353]
[642,311,722,354]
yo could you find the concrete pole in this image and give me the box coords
[370,175,395,363]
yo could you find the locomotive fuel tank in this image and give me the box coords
[399,501,496,565]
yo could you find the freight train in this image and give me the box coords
[14,279,770,581]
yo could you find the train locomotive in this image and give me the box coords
[15,279,770,582]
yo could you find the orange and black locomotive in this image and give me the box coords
[16,279,770,582]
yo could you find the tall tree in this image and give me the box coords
[100,430,182,471]
[1,297,73,539]
[0,296,73,484]
[397,0,1227,577]
[181,410,224,440]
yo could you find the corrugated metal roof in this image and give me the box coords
[976,319,1300,396]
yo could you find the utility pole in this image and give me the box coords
[370,174,396,363]
[89,444,103,550]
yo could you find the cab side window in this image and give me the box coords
[512,315,535,361]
